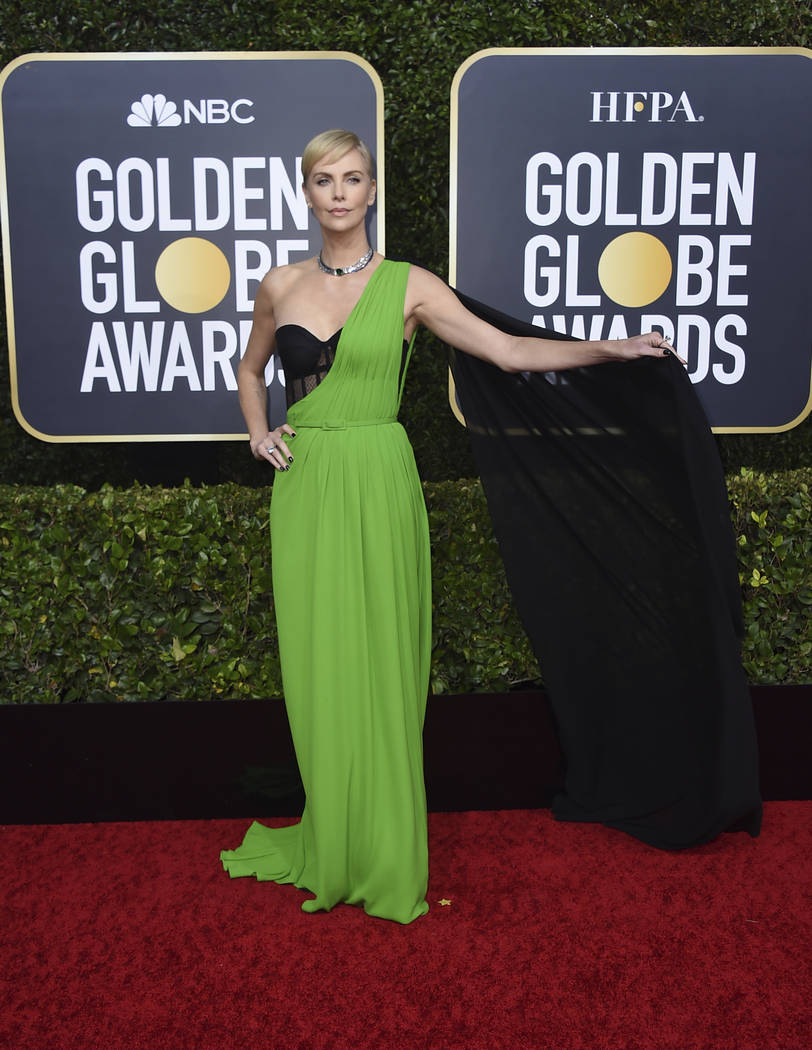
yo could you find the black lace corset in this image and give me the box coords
[275,325,410,409]
[275,325,341,409]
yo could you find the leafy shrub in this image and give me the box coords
[1,470,809,704]
[427,480,535,694]
[0,483,278,703]
[728,468,812,683]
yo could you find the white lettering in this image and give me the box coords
[116,158,155,233]
[206,99,230,124]
[193,158,230,230]
[715,153,756,225]
[233,158,267,231]
[604,153,637,225]
[202,322,238,390]
[113,320,164,391]
[677,314,711,382]
[526,152,562,226]
[183,100,206,124]
[565,153,602,226]
[590,91,700,124]
[717,235,750,307]
[182,98,255,124]
[676,235,714,307]
[121,241,160,313]
[161,323,201,391]
[649,92,674,123]
[713,315,746,384]
[269,157,308,231]
[156,158,191,231]
[231,99,254,124]
[234,240,272,312]
[565,235,600,307]
[640,153,678,225]
[79,241,117,314]
[590,92,619,123]
[78,321,288,394]
[76,159,114,233]
[524,235,560,307]
[624,92,648,122]
[679,153,714,225]
[526,152,756,230]
[670,91,699,122]
[80,322,121,392]
[74,156,322,233]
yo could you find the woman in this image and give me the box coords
[221,130,751,924]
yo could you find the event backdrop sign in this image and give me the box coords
[0,52,383,441]
[450,48,812,432]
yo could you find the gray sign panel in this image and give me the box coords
[1,52,382,441]
[451,48,812,432]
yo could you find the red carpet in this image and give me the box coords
[1,805,809,1049]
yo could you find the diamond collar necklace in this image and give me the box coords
[318,247,374,277]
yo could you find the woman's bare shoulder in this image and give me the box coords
[405,263,450,299]
[259,258,316,305]
[405,264,457,319]
[406,263,445,288]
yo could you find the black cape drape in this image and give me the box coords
[449,293,762,850]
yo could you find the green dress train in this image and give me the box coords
[221,260,432,924]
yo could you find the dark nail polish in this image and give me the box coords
[288,456,294,463]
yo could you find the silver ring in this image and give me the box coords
[265,446,275,454]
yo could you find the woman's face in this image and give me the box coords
[304,148,376,233]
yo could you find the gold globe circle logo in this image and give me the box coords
[598,232,673,308]
[154,237,231,313]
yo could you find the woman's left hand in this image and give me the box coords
[615,332,688,366]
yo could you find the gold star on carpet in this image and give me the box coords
[438,898,452,907]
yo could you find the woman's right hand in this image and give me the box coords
[250,424,296,470]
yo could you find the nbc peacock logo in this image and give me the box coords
[125,92,255,126]
[126,93,182,128]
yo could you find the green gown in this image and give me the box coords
[221,260,432,924]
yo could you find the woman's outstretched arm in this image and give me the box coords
[405,266,682,371]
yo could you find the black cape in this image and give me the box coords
[449,293,762,850]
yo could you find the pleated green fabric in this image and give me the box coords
[221,261,431,924]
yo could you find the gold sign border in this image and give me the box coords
[448,47,812,433]
[0,50,385,443]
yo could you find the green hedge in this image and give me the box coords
[1,0,810,488]
[729,469,812,682]
[2,470,809,704]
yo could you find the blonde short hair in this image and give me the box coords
[301,129,375,184]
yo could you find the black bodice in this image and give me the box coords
[275,325,410,409]
[275,325,341,409]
